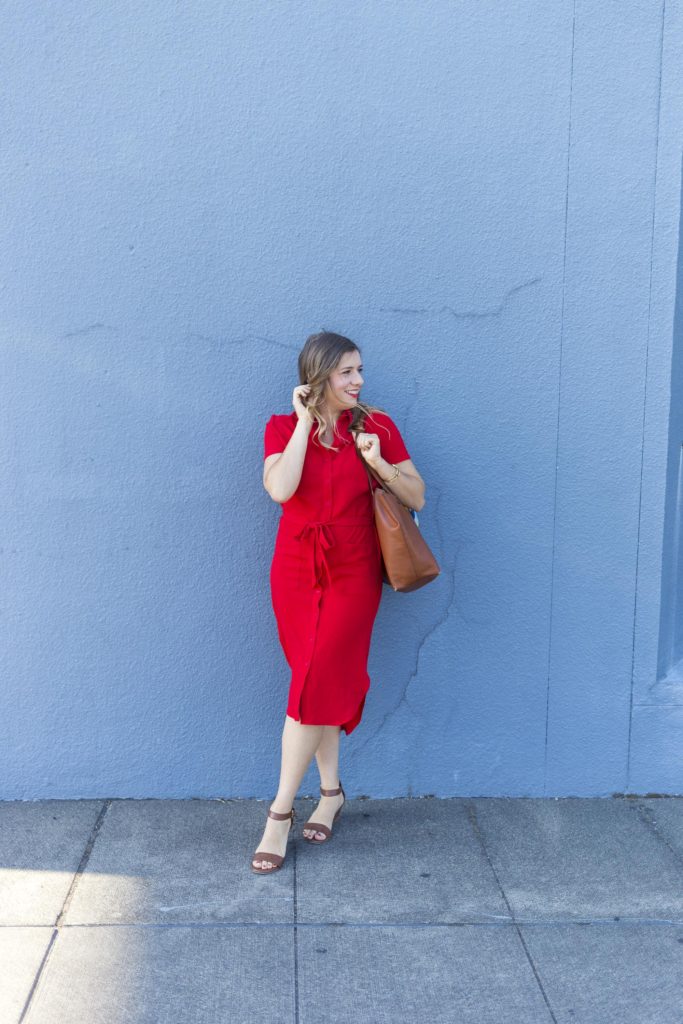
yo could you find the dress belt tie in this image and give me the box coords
[284,515,373,590]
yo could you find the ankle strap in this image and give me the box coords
[320,782,342,796]
[268,807,294,820]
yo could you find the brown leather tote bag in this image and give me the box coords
[353,437,441,593]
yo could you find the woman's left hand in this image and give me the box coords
[354,431,381,465]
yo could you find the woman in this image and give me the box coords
[251,331,425,873]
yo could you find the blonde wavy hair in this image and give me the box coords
[298,330,391,451]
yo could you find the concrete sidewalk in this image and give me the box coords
[2,794,682,1023]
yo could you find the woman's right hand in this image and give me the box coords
[292,384,313,424]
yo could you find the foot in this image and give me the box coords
[302,789,345,841]
[252,806,293,870]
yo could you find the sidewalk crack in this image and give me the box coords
[18,799,111,1023]
[467,801,559,1024]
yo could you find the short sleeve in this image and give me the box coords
[367,411,411,464]
[264,414,294,458]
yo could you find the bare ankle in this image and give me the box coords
[269,803,293,816]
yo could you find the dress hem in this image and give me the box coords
[286,692,367,735]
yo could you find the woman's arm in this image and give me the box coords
[368,456,426,511]
[263,417,313,503]
[354,415,424,512]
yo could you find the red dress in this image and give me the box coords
[263,407,411,735]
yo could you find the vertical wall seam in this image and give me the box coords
[544,0,577,796]
[626,0,667,791]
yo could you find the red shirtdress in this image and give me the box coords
[263,407,411,735]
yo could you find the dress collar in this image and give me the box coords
[338,408,354,443]
[306,407,355,447]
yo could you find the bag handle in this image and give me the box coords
[351,423,412,507]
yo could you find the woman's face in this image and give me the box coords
[324,349,364,413]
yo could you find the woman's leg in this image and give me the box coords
[314,724,342,788]
[252,715,324,869]
[302,725,345,841]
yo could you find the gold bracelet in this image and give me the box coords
[382,463,400,484]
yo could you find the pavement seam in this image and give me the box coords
[54,800,111,928]
[466,800,559,1024]
[4,919,680,928]
[632,799,683,872]
[17,799,111,1023]
[17,929,58,1024]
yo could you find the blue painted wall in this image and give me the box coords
[2,2,682,798]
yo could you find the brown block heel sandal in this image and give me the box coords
[250,807,295,874]
[302,781,346,843]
